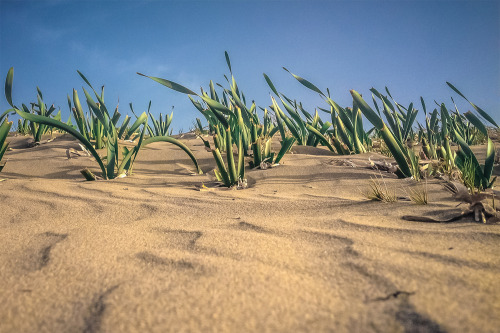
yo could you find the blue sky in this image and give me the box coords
[1,0,499,133]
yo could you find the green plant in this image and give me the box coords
[197,125,245,188]
[248,135,296,169]
[370,87,419,147]
[129,101,173,138]
[5,67,201,180]
[138,52,297,186]
[149,108,173,137]
[444,83,497,194]
[6,88,61,145]
[454,128,496,194]
[0,118,13,173]
[17,118,30,135]
[193,118,208,135]
[267,93,335,152]
[351,90,419,180]
[460,157,476,194]
[264,72,355,154]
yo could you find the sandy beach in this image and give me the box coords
[1,133,499,332]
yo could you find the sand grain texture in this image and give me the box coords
[1,134,499,332]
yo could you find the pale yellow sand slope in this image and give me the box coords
[0,134,499,332]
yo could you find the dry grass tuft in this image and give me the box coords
[406,180,428,205]
[363,173,397,203]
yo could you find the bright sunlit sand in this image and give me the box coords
[1,133,499,332]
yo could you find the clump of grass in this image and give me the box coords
[0,118,13,173]
[406,179,428,205]
[364,173,397,203]
[460,157,477,195]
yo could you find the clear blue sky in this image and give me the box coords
[1,0,499,133]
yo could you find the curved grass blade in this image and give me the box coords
[351,90,384,129]
[420,97,427,115]
[118,116,131,139]
[237,132,245,181]
[352,90,412,177]
[275,137,295,164]
[0,109,15,123]
[125,112,148,140]
[15,109,107,178]
[447,82,499,128]
[306,124,335,152]
[225,51,232,74]
[263,73,280,96]
[142,136,202,174]
[0,120,13,163]
[5,67,14,107]
[212,148,230,186]
[225,127,237,184]
[137,73,198,95]
[201,95,233,115]
[283,67,325,97]
[483,138,495,187]
[464,111,488,137]
[77,70,95,91]
[106,131,117,179]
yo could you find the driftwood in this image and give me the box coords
[368,156,398,173]
[403,181,500,224]
[66,144,91,159]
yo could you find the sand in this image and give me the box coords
[0,133,499,332]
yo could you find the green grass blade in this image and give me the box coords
[483,138,495,187]
[379,125,412,178]
[125,112,148,140]
[283,67,325,96]
[0,109,15,123]
[351,90,384,129]
[16,109,107,178]
[306,124,335,152]
[142,136,202,174]
[5,67,14,107]
[464,111,488,137]
[212,148,230,186]
[420,97,427,115]
[447,81,499,128]
[118,116,131,139]
[106,131,117,179]
[275,137,295,164]
[225,127,238,184]
[225,51,232,74]
[263,73,280,96]
[77,70,95,91]
[0,119,13,162]
[237,132,245,181]
[453,128,482,178]
[402,109,418,142]
[137,73,198,95]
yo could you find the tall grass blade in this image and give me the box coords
[446,82,499,128]
[5,67,14,107]
[263,73,280,96]
[137,73,198,95]
[142,136,202,174]
[15,110,107,178]
[283,67,324,96]
[225,51,232,74]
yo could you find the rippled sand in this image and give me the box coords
[1,133,499,332]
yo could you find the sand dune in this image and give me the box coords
[1,133,499,332]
